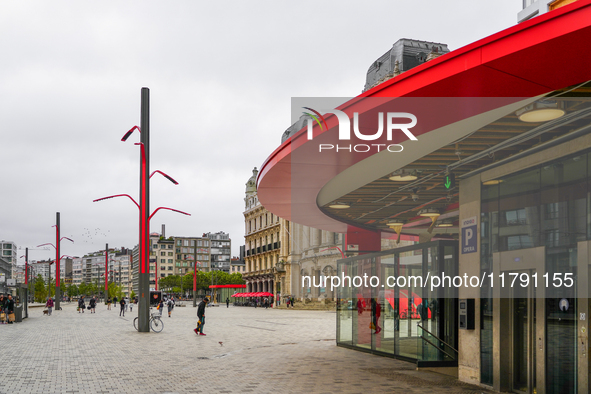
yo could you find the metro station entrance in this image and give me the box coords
[337,240,458,368]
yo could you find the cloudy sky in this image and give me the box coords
[0,0,520,264]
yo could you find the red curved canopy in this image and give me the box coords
[257,0,591,233]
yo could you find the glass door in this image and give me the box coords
[512,273,536,394]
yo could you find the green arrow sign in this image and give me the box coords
[444,173,455,190]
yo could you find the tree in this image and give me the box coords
[108,282,123,300]
[78,282,88,297]
[67,284,79,297]
[34,274,47,303]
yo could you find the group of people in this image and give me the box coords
[285,296,295,308]
[155,296,175,317]
[75,296,137,316]
[77,296,97,313]
[0,294,15,324]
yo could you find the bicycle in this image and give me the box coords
[133,308,164,333]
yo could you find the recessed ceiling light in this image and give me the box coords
[482,179,502,185]
[516,100,565,123]
[389,169,417,182]
[328,202,350,209]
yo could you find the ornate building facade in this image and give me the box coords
[243,168,288,300]
[243,167,346,302]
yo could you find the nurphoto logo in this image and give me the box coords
[302,107,418,153]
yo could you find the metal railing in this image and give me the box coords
[417,323,458,360]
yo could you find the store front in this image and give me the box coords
[337,240,458,367]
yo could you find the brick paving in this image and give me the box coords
[0,302,494,393]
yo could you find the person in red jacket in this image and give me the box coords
[371,298,381,334]
[45,297,54,316]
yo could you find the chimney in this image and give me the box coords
[162,224,165,238]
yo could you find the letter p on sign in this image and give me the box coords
[461,216,477,254]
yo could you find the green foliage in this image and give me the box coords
[130,291,136,299]
[78,282,88,296]
[108,282,123,299]
[156,271,245,296]
[67,284,79,297]
[34,274,47,303]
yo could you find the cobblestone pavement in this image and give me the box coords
[0,303,494,393]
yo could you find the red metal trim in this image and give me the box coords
[209,284,247,288]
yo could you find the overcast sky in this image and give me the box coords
[0,0,520,264]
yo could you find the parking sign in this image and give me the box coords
[461,216,477,254]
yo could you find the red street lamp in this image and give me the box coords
[94,90,189,333]
[37,223,74,311]
[20,253,29,285]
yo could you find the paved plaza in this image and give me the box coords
[0,302,493,393]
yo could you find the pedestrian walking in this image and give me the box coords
[6,295,15,323]
[45,297,54,316]
[158,299,164,316]
[107,297,112,310]
[130,298,134,312]
[78,297,85,313]
[371,298,382,334]
[124,297,129,312]
[119,297,125,317]
[194,297,209,336]
[226,297,229,308]
[0,295,5,324]
[89,296,96,313]
[167,297,175,317]
[119,298,125,317]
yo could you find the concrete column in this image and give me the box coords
[301,225,310,250]
[458,174,481,385]
[325,275,333,300]
[311,228,321,248]
[312,269,320,298]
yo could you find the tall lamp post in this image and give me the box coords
[93,88,189,333]
[37,220,73,311]
[20,250,29,317]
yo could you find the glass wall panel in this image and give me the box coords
[352,257,372,351]
[541,154,584,394]
[498,168,541,252]
[336,241,457,364]
[337,260,353,345]
[376,254,395,355]
[398,248,422,359]
[480,183,498,386]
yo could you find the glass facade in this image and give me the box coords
[337,241,458,365]
[480,150,590,392]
